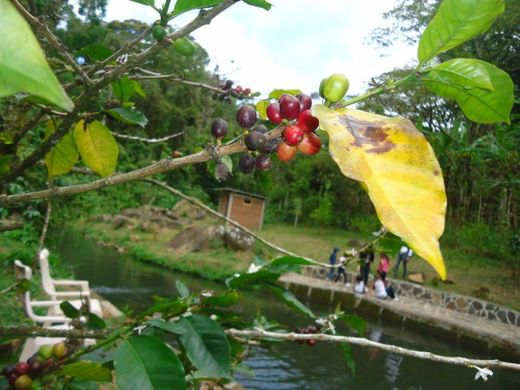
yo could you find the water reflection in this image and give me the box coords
[52,229,520,390]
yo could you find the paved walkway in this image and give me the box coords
[280,273,520,355]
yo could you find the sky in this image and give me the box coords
[104,0,418,97]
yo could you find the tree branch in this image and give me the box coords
[113,131,183,143]
[226,329,520,372]
[0,326,112,339]
[133,68,225,94]
[3,325,518,372]
[10,0,92,86]
[0,127,283,206]
[0,0,238,189]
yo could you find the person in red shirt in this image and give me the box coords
[376,252,390,278]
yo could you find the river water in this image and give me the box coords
[52,230,519,389]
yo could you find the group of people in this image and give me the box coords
[327,244,414,301]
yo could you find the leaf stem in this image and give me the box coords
[341,72,418,107]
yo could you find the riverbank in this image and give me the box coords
[77,215,520,311]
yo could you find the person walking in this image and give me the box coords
[359,245,375,286]
[334,255,347,284]
[394,245,413,279]
[327,247,339,280]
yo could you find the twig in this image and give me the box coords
[113,131,183,143]
[87,26,153,77]
[133,68,225,94]
[0,220,23,232]
[226,329,520,371]
[0,326,112,339]
[0,126,284,205]
[144,178,327,267]
[10,0,92,86]
[34,193,52,268]
[0,281,21,295]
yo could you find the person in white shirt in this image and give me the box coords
[373,273,396,300]
[353,274,367,295]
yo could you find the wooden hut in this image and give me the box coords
[216,188,266,230]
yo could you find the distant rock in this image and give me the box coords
[169,225,224,254]
[224,227,255,251]
[171,199,207,223]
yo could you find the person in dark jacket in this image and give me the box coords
[359,245,375,286]
[327,247,339,280]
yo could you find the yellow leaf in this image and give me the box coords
[74,120,118,177]
[313,105,447,279]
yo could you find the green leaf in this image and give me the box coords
[177,315,232,379]
[147,318,186,334]
[427,58,494,91]
[203,290,240,308]
[255,99,270,120]
[340,343,356,375]
[175,280,190,298]
[268,89,303,99]
[220,155,233,172]
[173,0,223,15]
[60,301,80,319]
[341,314,366,336]
[243,0,272,11]
[74,120,119,177]
[115,335,186,390]
[78,44,112,62]
[106,107,149,127]
[133,80,146,97]
[111,77,136,103]
[225,269,280,289]
[44,131,79,177]
[269,256,312,272]
[0,1,73,111]
[423,59,514,124]
[418,0,505,62]
[269,286,315,318]
[86,313,106,329]
[57,361,111,382]
[129,0,155,6]
[0,155,13,176]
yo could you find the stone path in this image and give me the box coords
[280,273,520,356]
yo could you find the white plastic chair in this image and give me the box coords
[13,260,97,362]
[38,248,91,300]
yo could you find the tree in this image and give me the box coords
[0,0,518,388]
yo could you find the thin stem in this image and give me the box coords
[341,72,418,107]
[112,131,183,143]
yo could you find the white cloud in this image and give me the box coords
[104,0,417,97]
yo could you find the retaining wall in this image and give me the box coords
[302,266,520,328]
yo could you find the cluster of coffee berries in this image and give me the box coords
[236,105,278,173]
[294,324,321,347]
[265,93,321,163]
[1,342,68,389]
[214,80,252,103]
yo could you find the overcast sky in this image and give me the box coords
[104,0,418,97]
